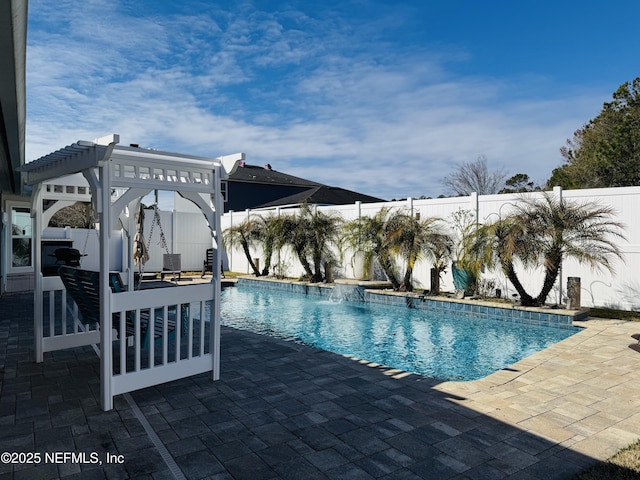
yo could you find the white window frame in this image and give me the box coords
[220,180,228,203]
[6,201,33,273]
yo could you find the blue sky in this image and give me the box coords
[26,0,640,200]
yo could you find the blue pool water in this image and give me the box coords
[220,286,580,381]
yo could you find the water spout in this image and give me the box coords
[329,283,365,303]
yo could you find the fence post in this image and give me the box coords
[246,208,251,274]
[470,192,479,224]
[554,185,564,305]
[172,207,177,255]
[227,210,233,272]
[275,207,281,271]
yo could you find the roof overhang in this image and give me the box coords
[0,0,27,194]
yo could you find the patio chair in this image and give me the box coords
[202,248,213,277]
[58,266,187,349]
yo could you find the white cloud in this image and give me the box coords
[26,0,609,201]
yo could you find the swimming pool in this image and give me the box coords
[220,286,580,381]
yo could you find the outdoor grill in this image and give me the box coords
[49,247,85,267]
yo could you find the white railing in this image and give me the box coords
[110,283,214,395]
[40,276,101,354]
[38,278,215,396]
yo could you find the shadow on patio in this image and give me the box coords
[0,292,635,479]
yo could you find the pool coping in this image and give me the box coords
[234,276,588,329]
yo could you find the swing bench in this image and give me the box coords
[138,204,182,283]
[58,266,187,349]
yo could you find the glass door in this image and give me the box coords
[10,206,32,269]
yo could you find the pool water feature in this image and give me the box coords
[220,286,581,381]
[328,283,366,303]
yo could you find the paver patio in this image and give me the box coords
[1,291,639,479]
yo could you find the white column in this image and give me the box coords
[31,184,44,363]
[212,169,222,381]
[99,163,114,411]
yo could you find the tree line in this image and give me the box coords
[441,77,640,197]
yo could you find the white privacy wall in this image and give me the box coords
[44,210,213,274]
[220,186,640,311]
[60,186,639,310]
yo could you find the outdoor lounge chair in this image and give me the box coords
[201,248,224,278]
[58,266,187,349]
[202,248,212,277]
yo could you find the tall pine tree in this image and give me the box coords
[549,78,640,189]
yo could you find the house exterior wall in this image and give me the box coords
[225,182,311,212]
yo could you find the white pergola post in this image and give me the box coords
[31,183,43,363]
[98,161,113,411]
[212,167,222,381]
[20,134,241,411]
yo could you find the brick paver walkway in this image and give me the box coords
[1,292,639,479]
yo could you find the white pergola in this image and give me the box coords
[21,134,242,411]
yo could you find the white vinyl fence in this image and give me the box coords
[44,210,213,274]
[55,187,640,310]
[221,186,640,311]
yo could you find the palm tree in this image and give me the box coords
[253,214,288,276]
[222,217,262,276]
[278,212,315,280]
[473,193,625,306]
[472,216,531,301]
[341,207,402,290]
[388,213,451,292]
[306,205,343,282]
[270,204,341,282]
[285,204,342,282]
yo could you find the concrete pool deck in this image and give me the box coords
[1,291,639,479]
